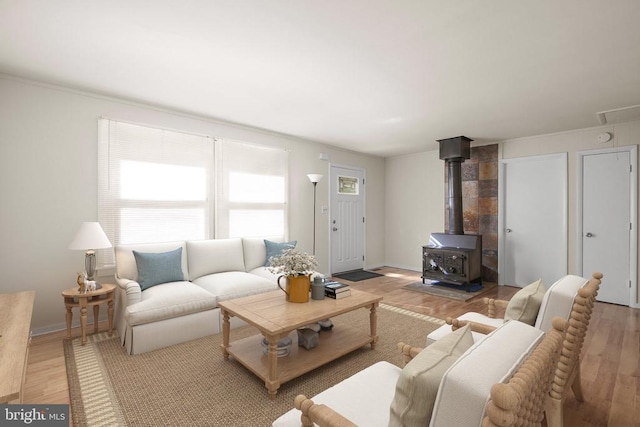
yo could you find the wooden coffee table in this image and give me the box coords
[219,288,383,399]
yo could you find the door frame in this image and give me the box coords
[498,153,568,286]
[328,163,366,274]
[576,145,638,308]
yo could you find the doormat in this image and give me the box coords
[403,281,497,301]
[332,269,384,282]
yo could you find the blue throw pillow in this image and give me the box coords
[264,240,297,266]
[133,247,184,290]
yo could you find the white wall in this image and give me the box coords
[385,150,444,270]
[501,121,640,305]
[384,119,640,304]
[0,76,385,333]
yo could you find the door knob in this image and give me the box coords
[506,228,512,233]
[585,232,594,238]
[333,227,338,231]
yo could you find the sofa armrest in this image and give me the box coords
[294,395,357,427]
[115,276,142,306]
[445,318,497,335]
[482,297,509,318]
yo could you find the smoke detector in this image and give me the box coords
[597,132,612,143]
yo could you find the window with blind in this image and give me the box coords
[97,119,288,268]
[215,140,289,238]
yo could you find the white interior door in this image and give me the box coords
[579,147,636,306]
[330,165,365,274]
[500,154,567,287]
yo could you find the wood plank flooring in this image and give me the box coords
[23,267,640,426]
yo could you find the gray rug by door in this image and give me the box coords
[403,281,497,301]
[332,269,384,282]
[64,304,444,427]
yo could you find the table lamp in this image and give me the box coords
[68,222,112,281]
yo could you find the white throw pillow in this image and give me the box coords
[388,324,474,427]
[504,279,545,325]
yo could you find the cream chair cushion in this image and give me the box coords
[503,278,546,325]
[389,325,473,426]
[426,312,503,346]
[534,274,588,332]
[272,361,402,427]
[429,320,544,427]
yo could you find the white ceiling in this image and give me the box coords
[1,1,640,157]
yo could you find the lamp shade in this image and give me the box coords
[68,222,112,250]
[307,174,324,183]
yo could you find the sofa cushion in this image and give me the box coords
[264,239,297,266]
[115,241,189,282]
[247,266,280,282]
[272,361,401,427]
[126,282,217,326]
[389,324,473,427]
[193,271,277,302]
[504,278,546,325]
[243,237,282,271]
[133,247,185,290]
[187,239,246,280]
[535,274,588,332]
[430,320,544,427]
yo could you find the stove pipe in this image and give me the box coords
[438,136,473,235]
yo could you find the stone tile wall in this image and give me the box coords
[444,144,499,283]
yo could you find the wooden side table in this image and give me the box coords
[62,283,115,345]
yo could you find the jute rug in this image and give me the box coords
[64,304,444,427]
[403,281,497,301]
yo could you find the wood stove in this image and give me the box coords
[422,136,482,291]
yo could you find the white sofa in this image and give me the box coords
[114,237,283,354]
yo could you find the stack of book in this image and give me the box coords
[324,281,351,299]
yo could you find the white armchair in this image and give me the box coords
[426,274,595,346]
[273,318,567,427]
[429,272,603,427]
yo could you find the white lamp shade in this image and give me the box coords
[68,222,112,250]
[307,174,324,183]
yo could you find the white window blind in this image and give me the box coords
[215,140,288,239]
[98,119,213,267]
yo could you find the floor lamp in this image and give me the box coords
[307,174,323,255]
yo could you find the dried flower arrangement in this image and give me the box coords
[268,248,318,277]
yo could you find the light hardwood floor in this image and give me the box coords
[24,267,640,426]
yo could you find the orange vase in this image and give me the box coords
[278,275,311,303]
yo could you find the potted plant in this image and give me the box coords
[268,249,318,303]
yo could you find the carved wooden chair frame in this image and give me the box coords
[293,318,568,427]
[446,272,603,427]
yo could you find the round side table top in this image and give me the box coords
[61,283,116,298]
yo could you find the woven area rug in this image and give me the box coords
[403,281,497,301]
[64,304,444,427]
